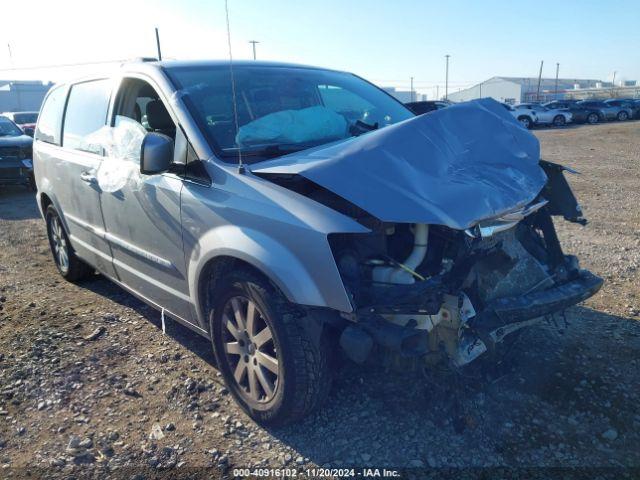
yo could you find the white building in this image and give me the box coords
[381,87,427,103]
[447,77,607,104]
[0,80,53,112]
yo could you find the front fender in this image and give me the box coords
[189,224,353,324]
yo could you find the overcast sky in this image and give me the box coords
[1,0,638,98]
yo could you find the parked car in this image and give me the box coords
[500,103,537,129]
[633,100,640,119]
[576,100,633,121]
[0,115,35,189]
[603,99,638,121]
[1,111,39,137]
[517,103,573,127]
[33,60,602,425]
[404,100,451,115]
[616,98,640,118]
[543,100,604,125]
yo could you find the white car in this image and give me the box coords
[517,103,573,127]
[500,103,538,129]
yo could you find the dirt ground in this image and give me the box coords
[1,121,639,479]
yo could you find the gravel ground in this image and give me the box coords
[0,121,639,479]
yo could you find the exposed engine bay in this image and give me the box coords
[252,99,603,369]
[258,160,603,368]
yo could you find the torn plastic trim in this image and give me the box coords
[464,199,548,238]
[470,269,603,334]
[539,160,586,225]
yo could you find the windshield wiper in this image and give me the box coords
[222,142,326,159]
[349,120,379,137]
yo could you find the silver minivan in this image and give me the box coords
[34,60,602,425]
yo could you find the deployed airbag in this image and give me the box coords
[252,99,547,229]
[236,106,348,147]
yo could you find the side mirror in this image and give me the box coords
[140,132,174,175]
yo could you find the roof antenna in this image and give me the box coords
[224,0,245,174]
[155,27,162,61]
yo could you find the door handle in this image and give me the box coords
[80,171,97,184]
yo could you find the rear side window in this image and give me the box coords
[35,86,67,145]
[63,79,112,154]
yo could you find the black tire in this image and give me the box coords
[617,111,629,121]
[553,115,566,127]
[517,116,532,129]
[209,268,331,425]
[45,205,93,281]
[587,112,599,124]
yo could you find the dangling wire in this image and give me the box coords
[224,0,244,173]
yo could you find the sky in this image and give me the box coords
[1,0,638,99]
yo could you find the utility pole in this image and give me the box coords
[155,28,162,61]
[479,82,482,99]
[445,54,450,100]
[536,60,544,102]
[7,43,13,64]
[436,85,439,100]
[612,70,617,86]
[555,62,560,99]
[249,40,259,60]
[410,77,414,102]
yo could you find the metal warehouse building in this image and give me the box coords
[448,77,607,104]
[0,80,53,113]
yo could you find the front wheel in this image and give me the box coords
[587,112,600,124]
[553,115,566,127]
[45,205,93,281]
[518,116,532,129]
[617,111,629,121]
[209,268,331,425]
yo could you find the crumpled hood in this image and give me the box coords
[252,98,547,230]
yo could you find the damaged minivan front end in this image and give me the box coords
[253,99,602,368]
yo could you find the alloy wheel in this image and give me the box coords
[221,296,279,403]
[50,216,69,272]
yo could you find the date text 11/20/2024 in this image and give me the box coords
[233,468,401,477]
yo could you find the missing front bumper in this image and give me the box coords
[340,269,603,367]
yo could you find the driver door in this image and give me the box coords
[97,77,194,323]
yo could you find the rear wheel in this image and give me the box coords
[209,268,331,425]
[587,112,599,124]
[518,116,532,129]
[45,206,93,281]
[553,115,566,127]
[617,111,629,121]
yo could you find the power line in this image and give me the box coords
[249,40,259,60]
[445,54,450,100]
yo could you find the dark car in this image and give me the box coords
[543,100,604,124]
[1,111,39,137]
[0,116,35,189]
[633,100,640,119]
[604,99,638,121]
[404,100,451,115]
[576,100,633,122]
